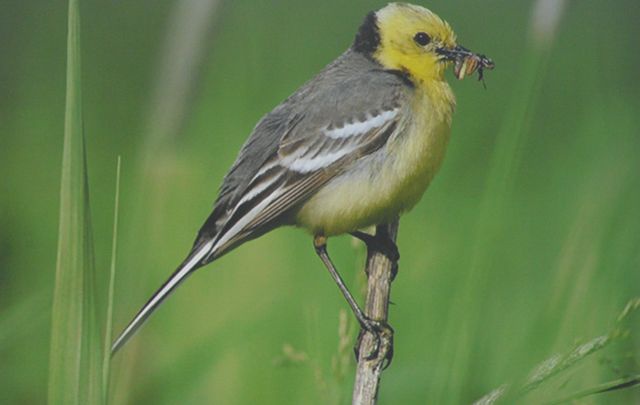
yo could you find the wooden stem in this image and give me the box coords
[352,220,399,405]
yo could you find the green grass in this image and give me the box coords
[47,0,103,403]
[475,297,640,404]
[1,0,639,404]
[102,156,121,402]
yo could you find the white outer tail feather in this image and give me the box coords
[110,239,215,354]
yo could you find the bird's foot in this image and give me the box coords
[353,317,394,369]
[351,231,400,262]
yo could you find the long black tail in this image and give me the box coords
[110,239,215,355]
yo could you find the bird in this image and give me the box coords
[111,2,494,356]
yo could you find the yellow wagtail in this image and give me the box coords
[112,2,494,356]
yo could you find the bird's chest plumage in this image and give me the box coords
[296,81,455,236]
[383,87,453,210]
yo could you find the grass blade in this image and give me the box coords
[102,156,122,402]
[47,0,103,403]
[473,297,640,404]
[547,374,640,404]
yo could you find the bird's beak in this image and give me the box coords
[437,45,495,80]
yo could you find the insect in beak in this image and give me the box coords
[437,45,495,86]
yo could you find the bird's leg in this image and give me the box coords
[313,235,392,361]
[350,230,399,278]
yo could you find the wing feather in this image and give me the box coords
[208,113,400,256]
[279,108,400,174]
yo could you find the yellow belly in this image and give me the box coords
[296,83,455,236]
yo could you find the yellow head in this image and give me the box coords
[353,3,485,85]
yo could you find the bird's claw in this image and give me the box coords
[353,318,394,368]
[351,231,400,263]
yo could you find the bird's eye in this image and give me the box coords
[413,32,431,46]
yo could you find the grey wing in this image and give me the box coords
[195,105,292,239]
[199,51,412,258]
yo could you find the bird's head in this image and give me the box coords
[354,3,494,85]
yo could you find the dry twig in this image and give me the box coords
[352,220,399,404]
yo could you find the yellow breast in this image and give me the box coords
[296,81,455,236]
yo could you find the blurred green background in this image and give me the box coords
[1,0,639,403]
